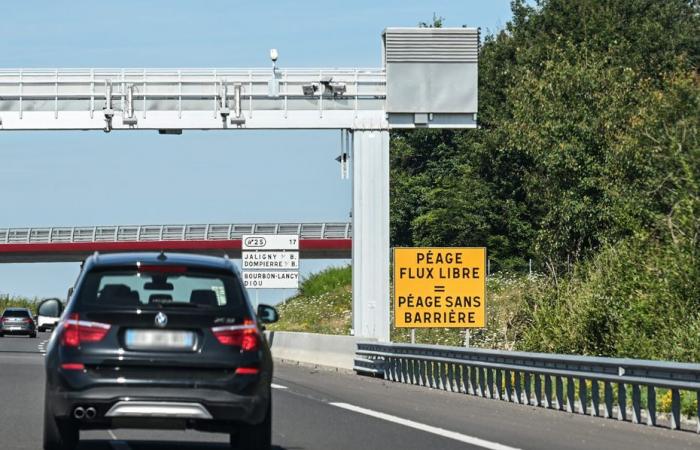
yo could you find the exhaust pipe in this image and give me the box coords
[73,407,85,420]
[85,407,96,419]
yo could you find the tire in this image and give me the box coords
[31,333,37,338]
[43,396,79,450]
[0,333,4,338]
[230,399,271,450]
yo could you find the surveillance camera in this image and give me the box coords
[270,48,279,62]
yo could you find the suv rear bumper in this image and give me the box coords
[47,385,269,430]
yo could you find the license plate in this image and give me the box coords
[125,330,195,350]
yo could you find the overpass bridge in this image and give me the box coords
[0,222,351,263]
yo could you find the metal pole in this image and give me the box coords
[410,329,415,344]
[465,329,470,348]
[352,128,390,342]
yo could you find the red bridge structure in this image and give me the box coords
[0,222,352,263]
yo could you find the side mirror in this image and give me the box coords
[37,298,63,318]
[66,287,74,302]
[257,304,279,324]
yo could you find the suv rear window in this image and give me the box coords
[76,268,247,313]
[2,310,31,317]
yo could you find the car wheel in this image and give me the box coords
[31,333,37,338]
[43,395,79,450]
[230,399,271,450]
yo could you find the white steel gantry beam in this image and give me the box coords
[0,68,389,131]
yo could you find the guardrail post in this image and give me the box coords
[524,372,532,405]
[604,382,614,418]
[418,360,427,387]
[455,364,463,393]
[446,363,455,392]
[534,374,542,407]
[514,372,522,404]
[477,367,485,397]
[412,358,420,385]
[646,386,656,426]
[696,391,699,433]
[494,369,502,400]
[505,370,513,402]
[487,368,495,399]
[591,380,600,417]
[462,366,476,395]
[631,384,641,424]
[670,389,681,430]
[578,378,588,415]
[439,362,447,391]
[618,383,627,421]
[544,376,553,408]
[555,377,564,410]
[471,366,479,396]
[428,361,437,389]
[566,376,575,413]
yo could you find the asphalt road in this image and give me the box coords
[1,333,698,450]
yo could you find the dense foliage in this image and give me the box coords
[269,266,352,335]
[391,0,700,360]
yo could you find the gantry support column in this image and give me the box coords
[351,128,390,342]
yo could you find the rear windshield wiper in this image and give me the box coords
[152,302,205,308]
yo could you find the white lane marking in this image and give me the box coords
[108,430,131,450]
[271,383,288,390]
[330,402,521,450]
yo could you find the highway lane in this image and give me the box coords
[1,336,698,450]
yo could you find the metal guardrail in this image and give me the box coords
[0,222,352,244]
[355,342,700,433]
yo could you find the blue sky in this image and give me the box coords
[0,1,512,303]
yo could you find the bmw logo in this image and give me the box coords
[154,312,168,328]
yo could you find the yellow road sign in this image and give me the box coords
[393,247,486,328]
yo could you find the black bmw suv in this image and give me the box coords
[43,252,279,450]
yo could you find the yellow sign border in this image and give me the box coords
[392,246,487,329]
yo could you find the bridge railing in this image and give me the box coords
[355,342,700,433]
[0,222,352,244]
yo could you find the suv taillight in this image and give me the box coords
[60,313,111,347]
[211,320,259,351]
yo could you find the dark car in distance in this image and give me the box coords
[0,307,37,338]
[43,252,279,450]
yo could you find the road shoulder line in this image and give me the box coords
[330,402,521,450]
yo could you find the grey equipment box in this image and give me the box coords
[383,27,479,118]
